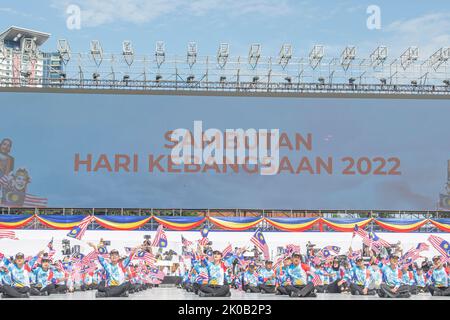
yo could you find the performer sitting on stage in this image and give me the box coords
[242,262,260,293]
[1,251,42,298]
[378,254,411,298]
[348,257,375,295]
[275,256,292,295]
[29,257,55,296]
[198,250,231,297]
[285,254,316,298]
[258,260,276,294]
[428,256,450,296]
[88,242,140,298]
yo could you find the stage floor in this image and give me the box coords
[3,287,449,300]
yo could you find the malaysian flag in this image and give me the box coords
[353,225,389,253]
[71,252,85,263]
[23,194,48,208]
[135,251,157,266]
[195,271,209,282]
[0,230,18,240]
[198,226,210,246]
[152,225,168,248]
[272,256,284,271]
[0,174,9,186]
[56,260,65,272]
[347,249,362,260]
[250,229,270,260]
[368,231,390,248]
[150,268,165,280]
[181,235,193,247]
[66,215,93,240]
[322,245,341,255]
[286,244,301,255]
[311,272,322,286]
[47,238,56,259]
[428,235,450,259]
[222,243,233,257]
[82,250,98,264]
[401,242,429,266]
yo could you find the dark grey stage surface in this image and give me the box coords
[3,287,449,300]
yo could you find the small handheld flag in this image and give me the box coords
[250,229,270,260]
[428,235,450,258]
[152,225,168,248]
[66,215,94,240]
[0,230,18,240]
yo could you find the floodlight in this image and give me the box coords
[90,40,103,67]
[187,75,195,82]
[318,77,325,85]
[122,40,134,66]
[443,80,450,86]
[400,47,418,70]
[370,46,388,68]
[252,76,259,83]
[248,44,261,69]
[341,46,356,71]
[309,45,324,70]
[426,47,450,71]
[284,76,292,83]
[92,72,100,80]
[349,77,356,85]
[155,41,165,67]
[187,42,197,68]
[380,78,387,85]
[220,76,226,82]
[217,43,229,68]
[278,44,292,69]
[155,74,162,81]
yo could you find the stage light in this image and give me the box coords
[122,40,134,66]
[155,41,165,67]
[340,46,356,71]
[217,43,229,69]
[370,46,388,68]
[89,40,103,68]
[400,47,418,70]
[309,45,324,70]
[57,39,71,64]
[248,44,261,69]
[187,42,197,68]
[278,44,292,69]
[426,47,450,71]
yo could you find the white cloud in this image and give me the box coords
[53,0,293,28]
[385,12,450,57]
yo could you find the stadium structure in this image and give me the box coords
[1,26,450,96]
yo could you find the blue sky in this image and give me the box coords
[1,0,450,57]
